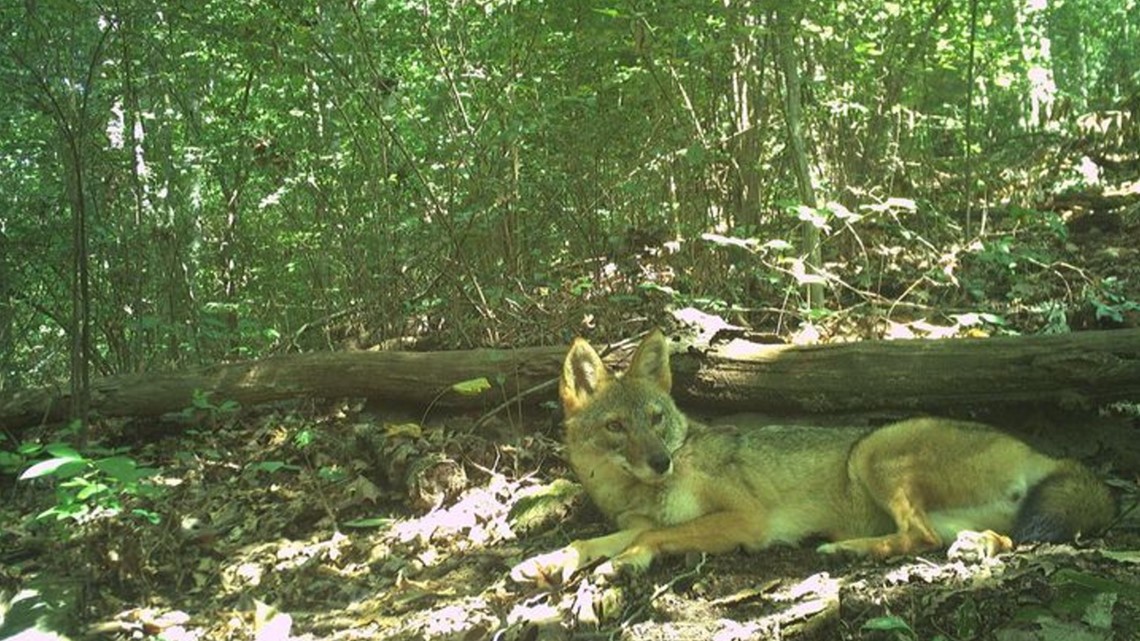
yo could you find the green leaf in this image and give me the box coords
[20,456,85,480]
[17,442,43,456]
[294,429,315,447]
[191,389,212,409]
[317,466,346,482]
[249,461,300,474]
[639,282,677,296]
[45,443,82,459]
[95,456,142,482]
[1098,550,1140,564]
[451,377,492,396]
[133,509,162,524]
[0,451,24,473]
[76,480,110,500]
[862,615,913,634]
[1052,568,1140,600]
[1082,592,1117,630]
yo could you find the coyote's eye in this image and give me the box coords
[605,420,624,433]
[649,409,664,425]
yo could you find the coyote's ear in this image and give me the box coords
[627,330,672,392]
[560,338,610,416]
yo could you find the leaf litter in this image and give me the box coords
[0,403,1137,641]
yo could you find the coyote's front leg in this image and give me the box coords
[512,511,767,585]
[510,528,646,586]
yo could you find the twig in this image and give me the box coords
[470,378,558,432]
[612,554,709,639]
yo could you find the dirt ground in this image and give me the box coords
[1,401,1137,641]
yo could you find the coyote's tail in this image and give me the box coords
[1013,460,1116,542]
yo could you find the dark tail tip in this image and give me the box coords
[1013,462,1116,543]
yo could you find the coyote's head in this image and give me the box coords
[560,330,688,484]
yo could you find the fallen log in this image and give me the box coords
[0,345,566,432]
[672,327,1140,413]
[1,328,1139,432]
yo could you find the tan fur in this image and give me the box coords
[511,331,1116,584]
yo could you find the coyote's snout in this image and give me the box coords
[511,330,1116,585]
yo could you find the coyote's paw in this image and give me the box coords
[510,546,583,587]
[593,545,653,578]
[947,530,1013,563]
[815,541,846,556]
[815,540,867,558]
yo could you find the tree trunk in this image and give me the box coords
[773,7,825,309]
[2,329,1140,432]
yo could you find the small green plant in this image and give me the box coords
[201,301,282,357]
[862,614,953,641]
[1087,277,1140,324]
[19,442,161,523]
[293,428,316,448]
[317,465,347,482]
[862,615,917,640]
[570,275,594,296]
[0,434,39,475]
[179,390,240,427]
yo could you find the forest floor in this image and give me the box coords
[1,399,1138,641]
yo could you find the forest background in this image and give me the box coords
[2,0,1139,404]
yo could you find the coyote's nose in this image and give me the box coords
[648,452,672,475]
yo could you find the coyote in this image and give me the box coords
[512,330,1115,584]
